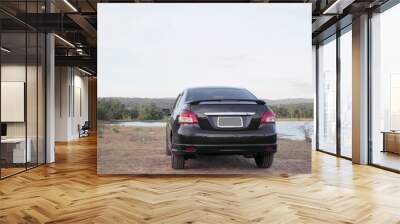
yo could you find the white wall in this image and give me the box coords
[1,82,25,122]
[55,67,89,141]
[55,67,69,141]
[71,73,89,138]
[1,65,26,137]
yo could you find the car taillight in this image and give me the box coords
[184,146,196,152]
[261,111,276,124]
[178,110,198,124]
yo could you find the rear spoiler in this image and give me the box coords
[188,99,266,105]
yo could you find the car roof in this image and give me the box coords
[185,86,247,92]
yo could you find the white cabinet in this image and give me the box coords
[1,138,32,163]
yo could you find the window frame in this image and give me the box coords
[315,24,353,160]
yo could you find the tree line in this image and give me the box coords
[269,104,313,120]
[98,98,166,121]
[97,98,313,121]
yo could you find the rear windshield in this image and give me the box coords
[185,88,257,102]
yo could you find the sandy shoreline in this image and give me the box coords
[98,125,311,175]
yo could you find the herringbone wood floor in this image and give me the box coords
[1,135,400,224]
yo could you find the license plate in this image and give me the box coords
[217,116,243,128]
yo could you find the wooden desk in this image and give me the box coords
[1,138,31,163]
[382,131,400,154]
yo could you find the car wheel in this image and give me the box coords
[254,152,274,168]
[172,153,185,169]
[166,133,172,156]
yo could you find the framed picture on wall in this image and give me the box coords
[1,81,25,122]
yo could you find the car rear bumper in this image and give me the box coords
[172,124,277,155]
[172,143,277,156]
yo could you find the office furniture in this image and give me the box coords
[382,131,400,154]
[79,121,90,138]
[1,123,7,137]
[1,138,31,164]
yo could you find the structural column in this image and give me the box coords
[46,33,55,163]
[352,14,369,164]
[88,77,97,132]
[46,0,55,163]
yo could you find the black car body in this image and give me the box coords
[166,87,277,169]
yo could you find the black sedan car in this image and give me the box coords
[166,87,277,169]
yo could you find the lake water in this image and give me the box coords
[114,120,313,141]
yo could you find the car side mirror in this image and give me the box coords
[162,108,172,116]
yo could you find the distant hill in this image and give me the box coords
[265,98,313,105]
[98,97,313,109]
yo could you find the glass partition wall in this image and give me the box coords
[370,3,400,171]
[317,36,337,155]
[339,28,352,159]
[316,27,353,159]
[0,5,46,179]
[0,31,27,177]
[316,0,400,171]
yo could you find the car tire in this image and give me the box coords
[172,153,185,169]
[166,133,172,156]
[254,152,274,168]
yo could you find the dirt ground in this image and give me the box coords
[97,125,311,175]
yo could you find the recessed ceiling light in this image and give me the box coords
[54,34,75,48]
[323,0,354,15]
[63,0,78,12]
[1,47,11,53]
[78,67,93,76]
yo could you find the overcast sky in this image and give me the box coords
[98,3,312,99]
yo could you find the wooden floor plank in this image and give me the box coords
[0,135,399,223]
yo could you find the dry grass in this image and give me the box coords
[98,125,311,175]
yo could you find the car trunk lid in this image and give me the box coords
[189,100,267,131]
